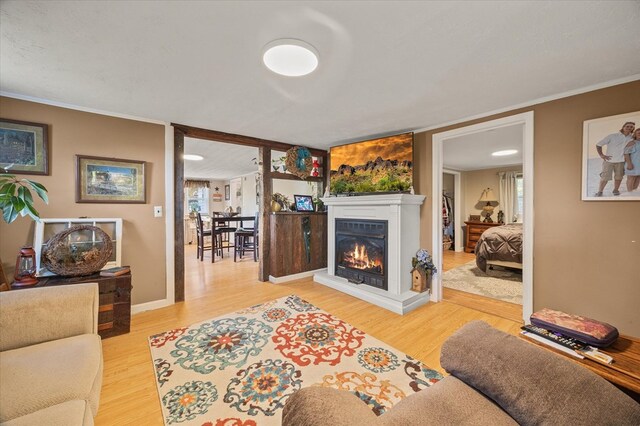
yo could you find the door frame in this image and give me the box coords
[170,123,328,302]
[442,169,462,252]
[431,111,534,322]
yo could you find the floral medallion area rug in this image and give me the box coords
[149,295,443,425]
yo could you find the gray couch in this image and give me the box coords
[0,283,103,426]
[283,321,640,425]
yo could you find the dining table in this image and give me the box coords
[210,215,255,262]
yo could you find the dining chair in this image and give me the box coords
[195,213,212,261]
[234,212,259,262]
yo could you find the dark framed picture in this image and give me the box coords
[294,194,314,212]
[76,155,146,203]
[224,184,230,200]
[582,111,640,201]
[0,118,49,175]
[469,214,481,222]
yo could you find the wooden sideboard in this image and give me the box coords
[16,272,132,339]
[270,212,327,278]
[464,221,502,253]
[520,333,640,399]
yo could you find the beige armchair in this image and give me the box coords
[0,283,103,426]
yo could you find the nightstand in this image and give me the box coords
[464,221,502,253]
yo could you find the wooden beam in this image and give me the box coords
[270,171,324,182]
[173,128,185,302]
[258,147,272,282]
[171,123,327,157]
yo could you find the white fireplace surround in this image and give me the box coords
[314,193,431,314]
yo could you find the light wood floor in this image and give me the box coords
[95,246,522,425]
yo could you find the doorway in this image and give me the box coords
[182,138,260,298]
[432,112,534,322]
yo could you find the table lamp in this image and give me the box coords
[478,188,499,223]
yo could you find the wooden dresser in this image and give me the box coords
[464,221,501,253]
[18,272,132,339]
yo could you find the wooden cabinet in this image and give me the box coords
[270,212,327,278]
[25,272,132,339]
[464,221,501,253]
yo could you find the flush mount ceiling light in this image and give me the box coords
[492,149,518,157]
[183,154,204,161]
[263,39,319,77]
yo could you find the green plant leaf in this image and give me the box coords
[26,180,48,204]
[2,203,18,224]
[19,186,34,205]
[11,196,26,213]
[0,177,15,186]
[24,203,40,221]
[0,182,16,195]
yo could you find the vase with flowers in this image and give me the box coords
[411,248,437,293]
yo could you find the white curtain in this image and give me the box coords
[498,171,518,224]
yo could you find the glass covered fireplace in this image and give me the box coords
[335,219,388,290]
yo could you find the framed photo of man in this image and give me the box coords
[582,111,640,201]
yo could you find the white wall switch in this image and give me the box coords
[154,206,163,218]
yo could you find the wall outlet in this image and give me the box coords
[154,206,163,218]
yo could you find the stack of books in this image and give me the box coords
[521,324,614,365]
[99,266,131,277]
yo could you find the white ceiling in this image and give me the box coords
[443,124,523,171]
[1,2,639,150]
[184,138,258,180]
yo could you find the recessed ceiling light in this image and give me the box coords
[263,39,319,77]
[183,154,204,161]
[492,149,518,157]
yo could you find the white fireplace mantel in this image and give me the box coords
[314,193,431,315]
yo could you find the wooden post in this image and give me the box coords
[173,128,185,302]
[258,147,272,281]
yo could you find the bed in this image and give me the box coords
[475,223,523,273]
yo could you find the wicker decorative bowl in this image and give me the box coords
[42,224,113,277]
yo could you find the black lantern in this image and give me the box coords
[13,246,38,287]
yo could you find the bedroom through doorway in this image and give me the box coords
[432,112,534,323]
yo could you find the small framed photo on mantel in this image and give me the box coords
[0,118,49,175]
[76,155,146,203]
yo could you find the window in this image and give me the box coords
[515,174,524,221]
[34,218,123,276]
[187,187,210,214]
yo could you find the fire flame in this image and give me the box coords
[344,243,382,272]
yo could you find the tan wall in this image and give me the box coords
[0,97,166,305]
[462,165,522,221]
[416,80,640,335]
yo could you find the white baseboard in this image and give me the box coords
[131,298,173,314]
[269,268,327,284]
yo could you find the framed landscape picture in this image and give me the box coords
[0,118,49,175]
[582,111,640,201]
[76,155,146,203]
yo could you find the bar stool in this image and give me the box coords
[195,213,212,261]
[234,213,259,262]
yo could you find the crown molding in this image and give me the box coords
[0,91,167,125]
[412,74,640,134]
